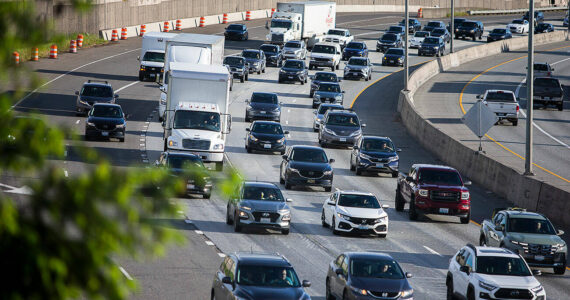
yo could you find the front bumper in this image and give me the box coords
[344,70,367,79]
[85,125,125,139]
[335,217,388,234]
[285,171,333,188]
[185,181,212,196]
[310,59,334,67]
[509,27,524,33]
[283,52,302,59]
[313,96,342,106]
[230,71,246,78]
[248,140,286,152]
[383,58,403,66]
[320,131,358,146]
[357,158,399,174]
[279,73,304,82]
[237,210,290,230]
[414,197,470,217]
[248,63,262,72]
[410,41,422,48]
[456,31,475,38]
[418,48,438,56]
[246,110,280,121]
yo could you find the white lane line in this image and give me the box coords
[184,219,193,224]
[75,119,80,125]
[119,266,134,281]
[423,245,442,257]
[205,241,215,246]
[11,48,141,110]
[64,170,69,177]
[195,230,204,235]
[218,253,226,257]
[115,81,140,93]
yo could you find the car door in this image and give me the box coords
[324,192,338,224]
[449,249,464,293]
[329,254,344,297]
[362,43,368,57]
[215,256,235,300]
[488,213,504,246]
[403,167,417,202]
[333,255,350,297]
[454,249,473,296]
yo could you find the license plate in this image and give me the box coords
[535,255,545,261]
[260,218,271,223]
[390,60,394,63]
[101,131,109,136]
[339,138,347,142]
[150,73,156,77]
[358,225,369,230]
[187,184,195,189]
[260,111,266,114]
[263,144,271,149]
[307,179,315,184]
[376,163,384,168]
[439,208,449,214]
[497,113,506,116]
[288,76,294,79]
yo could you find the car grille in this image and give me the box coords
[146,66,161,72]
[95,123,115,130]
[430,190,460,202]
[525,244,554,255]
[494,288,533,299]
[348,217,378,225]
[369,157,390,163]
[368,291,399,298]
[314,57,331,62]
[252,211,280,222]
[299,170,323,178]
[182,139,210,150]
[324,38,340,43]
[272,33,284,42]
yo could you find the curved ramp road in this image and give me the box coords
[10,11,569,300]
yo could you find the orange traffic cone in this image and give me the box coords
[163,21,170,32]
[176,19,182,31]
[13,51,19,65]
[31,48,39,61]
[417,8,423,18]
[222,13,228,24]
[111,29,119,41]
[76,34,84,47]
[121,27,128,40]
[69,40,77,53]
[246,11,251,21]
[140,24,147,36]
[49,44,58,59]
[199,16,205,27]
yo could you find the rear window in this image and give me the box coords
[284,41,301,48]
[533,64,549,71]
[485,91,516,102]
[346,42,364,49]
[534,78,560,88]
[81,85,113,97]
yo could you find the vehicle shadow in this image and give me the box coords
[35,69,139,82]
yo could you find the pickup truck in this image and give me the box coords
[477,90,520,126]
[322,28,353,48]
[395,164,471,224]
[479,207,567,274]
[309,43,342,71]
[533,77,564,111]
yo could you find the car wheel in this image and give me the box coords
[262,67,266,73]
[558,103,564,111]
[324,186,332,192]
[285,181,292,190]
[301,80,304,85]
[336,63,339,70]
[460,209,470,224]
[304,77,308,83]
[377,233,387,238]
[279,172,285,184]
[331,66,335,72]
[395,187,404,211]
[512,119,518,126]
[326,279,334,300]
[245,115,250,122]
[257,70,261,75]
[365,75,369,82]
[281,228,289,235]
[233,213,242,232]
[119,138,125,143]
[350,159,355,171]
[309,91,314,98]
[409,199,418,220]
[280,150,285,155]
[246,146,252,153]
[203,192,211,199]
[391,171,398,178]
[554,262,566,274]
[226,207,233,225]
[245,74,249,81]
[332,217,339,235]
[467,288,475,300]
[139,74,144,81]
[472,35,476,41]
[446,278,455,300]
[355,166,362,175]
[342,289,349,300]
[321,210,328,227]
[479,235,487,246]
[240,76,245,83]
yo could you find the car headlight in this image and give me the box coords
[272,107,280,112]
[249,135,258,142]
[323,127,336,135]
[398,57,403,61]
[349,130,361,137]
[344,67,349,72]
[323,169,333,175]
[288,167,299,173]
[387,156,399,162]
[400,289,413,298]
[337,213,351,221]
[116,123,126,129]
[478,281,497,292]
[461,191,470,200]
[236,68,243,71]
[470,29,475,32]
[375,216,388,223]
[279,69,286,74]
[79,99,88,105]
[510,240,528,246]
[213,143,224,150]
[359,153,372,160]
[433,46,439,50]
[246,105,253,110]
[350,286,367,295]
[86,122,95,127]
[418,189,428,197]
[531,285,543,294]
[383,56,387,60]
[168,139,178,147]
[281,213,291,221]
[276,137,285,143]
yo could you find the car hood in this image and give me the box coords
[417,183,465,191]
[474,274,539,290]
[172,128,221,140]
[323,124,360,135]
[361,151,398,159]
[350,277,408,293]
[251,132,284,142]
[324,34,343,40]
[80,95,113,103]
[250,102,279,111]
[315,91,342,98]
[239,199,288,212]
[141,61,164,68]
[346,65,368,71]
[289,161,331,172]
[506,233,564,245]
[311,52,335,59]
[87,116,125,125]
[237,286,307,300]
[281,67,302,73]
[337,206,386,219]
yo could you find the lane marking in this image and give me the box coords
[75,119,80,125]
[458,44,570,184]
[119,266,134,281]
[470,220,481,226]
[205,241,215,246]
[115,80,140,93]
[195,230,204,235]
[423,245,442,257]
[218,253,226,257]
[64,170,68,177]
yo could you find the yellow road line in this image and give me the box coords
[458,45,570,184]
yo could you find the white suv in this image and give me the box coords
[321,190,389,237]
[309,43,342,71]
[447,245,546,300]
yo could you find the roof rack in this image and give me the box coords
[491,207,527,218]
[87,79,109,84]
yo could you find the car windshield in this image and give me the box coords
[507,217,556,234]
[492,29,507,34]
[173,111,220,132]
[338,194,381,208]
[142,51,165,62]
[312,45,336,54]
[81,85,113,97]
[348,58,367,66]
[260,45,278,53]
[167,155,204,170]
[252,123,283,135]
[283,60,303,69]
[423,37,440,44]
[227,24,243,30]
[223,57,244,66]
[350,258,405,279]
[432,29,446,35]
[388,26,403,32]
[533,64,549,71]
[318,105,343,115]
[90,106,122,118]
[252,93,278,104]
[362,139,395,152]
[318,83,341,93]
[271,20,292,29]
[485,92,515,102]
[314,73,337,82]
[242,51,260,59]
[326,114,359,127]
[512,19,524,24]
[381,34,397,41]
[476,256,532,276]
[284,41,301,49]
[427,22,441,27]
[346,42,364,49]
[327,29,345,36]
[290,148,328,163]
[534,78,560,88]
[461,22,477,28]
[414,31,429,37]
[418,169,462,185]
[242,186,284,201]
[236,265,300,287]
[386,49,404,55]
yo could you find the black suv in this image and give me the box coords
[75,80,118,115]
[212,252,311,300]
[223,56,249,83]
[85,103,126,142]
[226,181,292,234]
[455,20,484,41]
[259,44,283,67]
[376,33,403,53]
[224,23,248,40]
[399,18,422,33]
[418,37,446,57]
[278,59,308,84]
[155,151,212,198]
[423,20,446,32]
[245,92,281,122]
[310,71,340,98]
[245,121,288,154]
[318,110,365,148]
[350,136,401,177]
[280,145,334,191]
[533,77,565,111]
[382,48,405,67]
[448,18,467,33]
[242,49,266,74]
[326,252,414,300]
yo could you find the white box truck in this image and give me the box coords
[138,32,178,81]
[266,1,336,48]
[163,62,231,171]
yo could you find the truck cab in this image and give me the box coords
[266,12,302,45]
[322,28,353,48]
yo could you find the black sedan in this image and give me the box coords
[399,18,422,33]
[224,23,248,40]
[245,121,288,154]
[280,145,334,191]
[242,49,266,74]
[85,103,126,142]
[535,22,554,34]
[431,28,450,44]
[418,37,445,57]
[487,28,512,42]
[223,56,249,82]
[245,92,281,122]
[382,48,405,67]
[259,44,283,67]
[155,151,212,198]
[310,71,340,98]
[278,59,308,84]
[326,252,414,300]
[376,33,403,53]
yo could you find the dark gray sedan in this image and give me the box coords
[245,92,281,122]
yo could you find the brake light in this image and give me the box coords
[516,104,520,112]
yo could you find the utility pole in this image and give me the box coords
[567,0,570,40]
[524,0,535,176]
[404,0,409,91]
[450,0,455,53]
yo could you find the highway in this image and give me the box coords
[10,11,569,300]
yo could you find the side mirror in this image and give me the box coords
[397,148,402,152]
[125,114,131,120]
[114,94,119,99]
[532,269,542,276]
[335,268,344,276]
[353,145,359,150]
[464,180,472,186]
[75,91,79,95]
[284,130,290,135]
[286,198,293,202]
[245,99,249,103]
[329,158,335,163]
[302,280,311,287]
[361,123,366,128]
[476,94,482,99]
[282,155,288,160]
[557,229,565,236]
[221,276,233,284]
[406,176,413,182]
[405,272,413,278]
[459,266,470,275]
[382,204,389,209]
[495,225,504,232]
[245,128,250,131]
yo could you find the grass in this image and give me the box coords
[16,32,107,61]
[446,11,470,17]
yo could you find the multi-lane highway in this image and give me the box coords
[11,11,569,300]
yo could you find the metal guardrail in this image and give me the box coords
[469,6,568,15]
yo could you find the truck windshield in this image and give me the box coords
[476,256,531,276]
[327,29,345,36]
[418,169,462,185]
[173,111,220,132]
[507,217,556,234]
[143,51,165,62]
[271,20,292,29]
[312,45,336,54]
[485,92,515,102]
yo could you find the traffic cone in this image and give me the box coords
[222,13,228,24]
[69,40,77,53]
[13,52,19,65]
[121,27,128,40]
[199,16,205,27]
[111,29,119,41]
[175,19,182,31]
[49,44,58,59]
[76,34,84,47]
[31,48,39,61]
[163,21,170,32]
[246,11,251,21]
[140,24,146,36]
[417,8,423,18]
[271,8,276,17]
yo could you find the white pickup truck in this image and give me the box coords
[309,43,342,71]
[322,28,353,48]
[477,90,520,126]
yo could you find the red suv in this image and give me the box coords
[395,164,471,223]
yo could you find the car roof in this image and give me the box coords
[243,181,280,189]
[345,252,395,260]
[348,56,367,60]
[318,81,340,86]
[472,246,519,258]
[83,81,111,87]
[315,42,339,47]
[284,59,304,63]
[252,120,282,126]
[233,252,291,267]
[412,164,458,171]
[92,103,121,108]
[503,210,547,220]
[225,55,244,60]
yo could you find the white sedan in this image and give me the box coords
[507,19,529,34]
[410,31,430,49]
[321,190,389,237]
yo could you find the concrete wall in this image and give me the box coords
[396,30,570,228]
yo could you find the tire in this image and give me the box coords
[309,92,314,98]
[119,138,125,143]
[331,66,335,72]
[479,235,487,246]
[558,103,564,111]
[215,162,223,171]
[446,278,455,300]
[324,186,332,192]
[304,77,308,84]
[392,171,398,178]
[240,76,245,83]
[281,228,289,235]
[245,115,250,122]
[245,74,249,81]
[326,279,334,300]
[332,217,339,235]
[512,119,518,126]
[436,51,440,57]
[395,187,404,212]
[472,35,476,41]
[285,181,292,190]
[460,210,470,224]
[278,79,283,84]
[246,146,252,153]
[257,70,261,75]
[234,214,242,232]
[409,199,418,220]
[226,207,233,225]
[355,166,362,175]
[343,290,349,300]
[321,210,328,227]
[279,173,285,184]
[262,67,266,73]
[301,80,304,85]
[377,233,387,238]
[139,74,144,81]
[280,150,285,155]
[350,159,355,171]
[467,288,475,300]
[203,193,211,199]
[365,76,369,82]
[554,262,566,274]
[336,63,339,70]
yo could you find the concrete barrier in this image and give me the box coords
[398,30,570,228]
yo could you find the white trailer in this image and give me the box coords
[138,32,178,81]
[266,1,336,47]
[163,63,231,171]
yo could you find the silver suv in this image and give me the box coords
[282,40,307,60]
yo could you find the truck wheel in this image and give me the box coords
[215,162,223,171]
[240,76,245,83]
[558,103,564,111]
[409,200,418,220]
[512,119,518,126]
[460,210,471,224]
